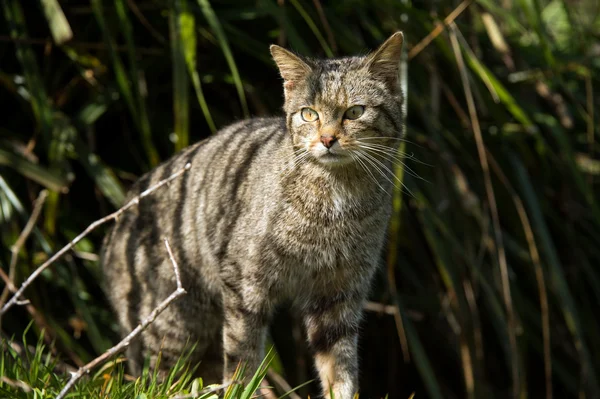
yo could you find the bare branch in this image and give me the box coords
[164,238,183,291]
[408,0,473,60]
[170,381,239,399]
[0,190,48,309]
[363,301,396,315]
[1,376,32,393]
[55,239,187,399]
[267,369,302,399]
[1,162,191,317]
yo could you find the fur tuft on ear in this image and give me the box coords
[270,45,312,90]
[366,32,404,86]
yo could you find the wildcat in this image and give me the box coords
[101,32,405,399]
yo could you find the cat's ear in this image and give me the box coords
[366,31,404,86]
[270,45,312,91]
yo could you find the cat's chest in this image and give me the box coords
[269,196,387,268]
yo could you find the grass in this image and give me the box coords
[0,329,277,399]
[0,0,599,398]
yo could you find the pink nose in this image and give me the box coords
[320,135,337,148]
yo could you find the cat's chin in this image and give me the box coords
[313,152,353,167]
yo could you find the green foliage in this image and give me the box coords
[0,333,274,398]
[0,0,599,398]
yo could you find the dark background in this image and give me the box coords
[1,0,599,398]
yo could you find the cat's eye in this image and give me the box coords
[300,108,319,122]
[344,105,365,120]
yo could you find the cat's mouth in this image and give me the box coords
[318,152,346,164]
[311,143,353,166]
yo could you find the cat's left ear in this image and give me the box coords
[270,45,312,91]
[366,31,404,86]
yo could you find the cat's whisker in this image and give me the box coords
[357,150,415,198]
[358,136,424,148]
[355,151,401,194]
[349,152,390,195]
[282,150,311,178]
[356,143,418,163]
[359,146,428,182]
[356,141,430,166]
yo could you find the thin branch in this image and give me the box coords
[267,369,302,399]
[1,162,191,317]
[0,190,48,309]
[170,381,239,399]
[127,0,167,44]
[364,301,396,315]
[1,376,32,393]
[408,0,473,60]
[55,239,187,399]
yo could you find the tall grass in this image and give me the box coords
[0,0,599,397]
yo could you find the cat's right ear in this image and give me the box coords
[270,45,311,91]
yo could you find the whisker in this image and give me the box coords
[358,150,415,198]
[282,150,311,179]
[356,142,431,166]
[355,151,401,193]
[356,143,420,163]
[359,147,429,182]
[350,152,389,195]
[358,136,426,149]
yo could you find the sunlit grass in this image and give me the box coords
[0,0,599,397]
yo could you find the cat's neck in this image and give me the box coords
[279,152,393,219]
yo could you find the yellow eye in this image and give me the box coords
[300,107,319,122]
[344,105,365,120]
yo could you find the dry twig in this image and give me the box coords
[1,376,32,393]
[408,0,473,60]
[0,190,48,309]
[0,163,191,317]
[55,238,187,399]
[170,381,239,399]
[267,369,302,399]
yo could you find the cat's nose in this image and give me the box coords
[320,135,337,148]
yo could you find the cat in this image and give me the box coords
[101,31,405,399]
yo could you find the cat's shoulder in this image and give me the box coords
[215,116,286,138]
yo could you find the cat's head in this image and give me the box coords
[271,32,404,168]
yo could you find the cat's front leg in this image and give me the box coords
[304,296,363,399]
[221,281,271,382]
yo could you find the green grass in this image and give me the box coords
[0,330,278,399]
[0,0,599,397]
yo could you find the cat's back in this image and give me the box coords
[123,116,288,206]
[101,116,288,285]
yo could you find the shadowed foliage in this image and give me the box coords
[1,0,599,398]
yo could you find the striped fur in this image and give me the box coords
[101,32,404,398]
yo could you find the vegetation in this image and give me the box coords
[1,327,279,398]
[0,0,599,398]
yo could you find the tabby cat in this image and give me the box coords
[101,32,405,399]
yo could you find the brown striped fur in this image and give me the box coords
[101,32,404,398]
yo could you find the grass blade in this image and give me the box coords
[0,147,68,193]
[92,0,159,167]
[241,348,274,399]
[171,0,191,150]
[74,140,125,208]
[509,153,599,395]
[39,0,73,45]
[2,1,53,142]
[196,0,249,117]
[288,0,333,57]
[114,0,160,166]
